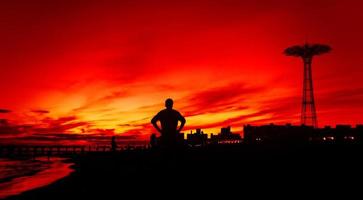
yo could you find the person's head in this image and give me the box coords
[165,98,173,109]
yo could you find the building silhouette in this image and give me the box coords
[314,125,363,144]
[211,126,242,144]
[186,129,208,147]
[149,123,362,148]
[244,123,363,144]
[244,124,313,144]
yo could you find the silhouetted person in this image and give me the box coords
[151,98,186,148]
[111,136,117,152]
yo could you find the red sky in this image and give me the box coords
[1,0,363,144]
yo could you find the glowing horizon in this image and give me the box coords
[1,0,363,144]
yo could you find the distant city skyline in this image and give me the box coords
[1,0,363,144]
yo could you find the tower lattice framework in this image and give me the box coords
[284,43,331,128]
[301,56,317,127]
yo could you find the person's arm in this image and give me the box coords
[151,113,162,133]
[177,113,186,133]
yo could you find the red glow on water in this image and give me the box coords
[0,158,74,199]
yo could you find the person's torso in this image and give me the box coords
[158,109,180,134]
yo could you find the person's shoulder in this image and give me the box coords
[171,109,182,114]
[158,109,168,114]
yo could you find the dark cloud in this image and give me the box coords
[318,87,363,108]
[33,116,91,134]
[73,90,128,112]
[32,121,90,134]
[117,117,151,127]
[118,124,131,127]
[41,116,77,125]
[183,94,302,132]
[0,114,148,144]
[31,109,50,114]
[0,116,91,137]
[182,83,264,116]
[0,109,11,113]
[118,123,154,139]
[0,119,22,135]
[86,128,116,136]
[0,119,8,126]
[185,112,265,132]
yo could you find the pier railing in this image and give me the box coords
[0,145,150,158]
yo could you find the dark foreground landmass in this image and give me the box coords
[6,144,363,199]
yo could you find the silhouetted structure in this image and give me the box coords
[150,133,157,148]
[211,126,242,144]
[314,125,363,144]
[0,145,87,157]
[244,124,363,144]
[111,136,117,152]
[244,124,313,144]
[151,98,186,149]
[186,129,208,146]
[284,43,331,128]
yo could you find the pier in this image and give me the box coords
[0,145,149,158]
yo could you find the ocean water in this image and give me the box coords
[0,157,74,199]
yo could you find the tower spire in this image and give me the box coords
[284,43,331,128]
